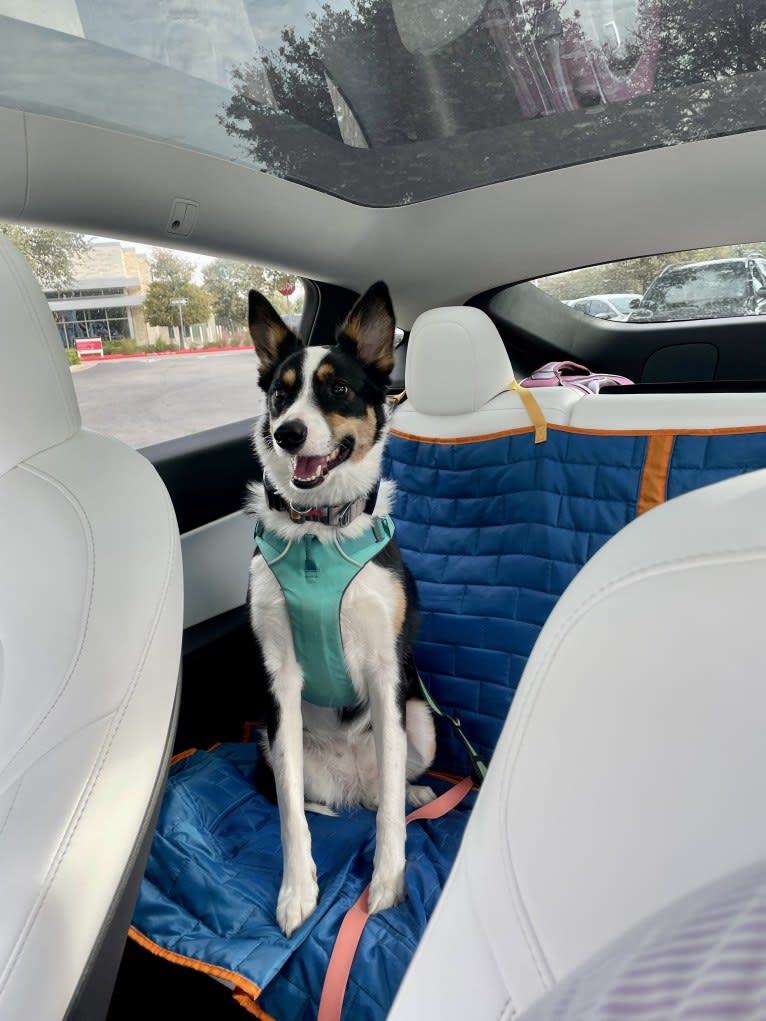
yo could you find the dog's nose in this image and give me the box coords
[274,420,307,453]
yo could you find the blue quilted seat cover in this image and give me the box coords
[132,421,766,1019]
[132,743,474,1021]
[383,425,766,775]
[667,432,766,499]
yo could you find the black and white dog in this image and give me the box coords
[247,281,436,937]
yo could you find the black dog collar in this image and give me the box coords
[264,480,380,527]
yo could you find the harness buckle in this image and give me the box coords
[371,516,390,542]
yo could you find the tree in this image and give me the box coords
[220,0,766,179]
[0,224,90,289]
[143,249,212,344]
[202,258,297,329]
[653,0,766,89]
[150,249,195,288]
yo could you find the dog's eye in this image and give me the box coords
[331,382,349,397]
[271,386,286,401]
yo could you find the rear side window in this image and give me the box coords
[537,242,766,324]
[1,224,305,447]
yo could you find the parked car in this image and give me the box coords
[3,2,766,1020]
[565,293,643,320]
[628,256,766,322]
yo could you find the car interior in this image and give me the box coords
[2,1,766,1019]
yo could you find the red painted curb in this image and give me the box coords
[79,345,251,361]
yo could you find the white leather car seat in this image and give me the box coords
[389,463,766,1020]
[0,235,183,1020]
[394,304,583,438]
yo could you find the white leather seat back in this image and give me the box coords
[389,465,766,1021]
[0,236,183,1020]
[570,389,766,430]
[0,239,80,476]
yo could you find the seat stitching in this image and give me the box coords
[497,543,766,990]
[0,458,178,996]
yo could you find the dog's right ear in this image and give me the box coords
[249,290,302,391]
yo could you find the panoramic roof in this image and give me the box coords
[1,0,765,207]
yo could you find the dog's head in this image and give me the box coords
[249,281,396,504]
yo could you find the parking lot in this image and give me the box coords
[72,349,265,448]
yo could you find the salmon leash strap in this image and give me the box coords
[317,775,475,1021]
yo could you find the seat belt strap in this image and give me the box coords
[509,378,548,443]
[406,655,488,785]
[317,776,475,1021]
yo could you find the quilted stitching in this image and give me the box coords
[384,427,766,775]
[383,429,646,774]
[668,434,766,499]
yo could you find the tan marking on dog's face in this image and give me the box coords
[282,367,297,387]
[326,407,377,462]
[317,362,335,382]
[391,575,407,636]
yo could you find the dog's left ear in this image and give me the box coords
[337,282,395,379]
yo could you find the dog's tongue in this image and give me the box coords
[292,454,327,481]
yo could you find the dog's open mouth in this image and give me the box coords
[290,440,353,489]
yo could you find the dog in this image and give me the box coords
[246,281,437,937]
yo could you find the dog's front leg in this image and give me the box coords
[367,661,408,916]
[269,661,319,937]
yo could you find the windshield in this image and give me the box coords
[647,263,749,305]
[2,1,766,206]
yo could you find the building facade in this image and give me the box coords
[46,242,155,347]
[46,241,217,348]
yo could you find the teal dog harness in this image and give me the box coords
[254,515,395,708]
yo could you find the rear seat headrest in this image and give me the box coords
[404,306,514,415]
[0,234,80,477]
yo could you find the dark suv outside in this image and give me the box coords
[628,256,766,322]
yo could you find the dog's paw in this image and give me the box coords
[367,866,406,916]
[407,783,436,807]
[277,869,319,937]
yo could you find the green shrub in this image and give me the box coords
[102,338,138,355]
[66,348,80,366]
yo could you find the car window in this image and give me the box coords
[536,242,766,324]
[1,224,304,447]
[607,295,638,316]
[588,300,611,316]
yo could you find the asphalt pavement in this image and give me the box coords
[71,349,266,448]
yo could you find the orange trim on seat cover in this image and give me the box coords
[637,433,675,516]
[389,421,766,445]
[128,926,275,1020]
[389,425,534,445]
[170,747,198,765]
[232,990,279,1021]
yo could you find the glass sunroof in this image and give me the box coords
[1,0,765,206]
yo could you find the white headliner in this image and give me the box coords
[1,104,765,327]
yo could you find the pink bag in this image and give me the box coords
[520,360,633,395]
